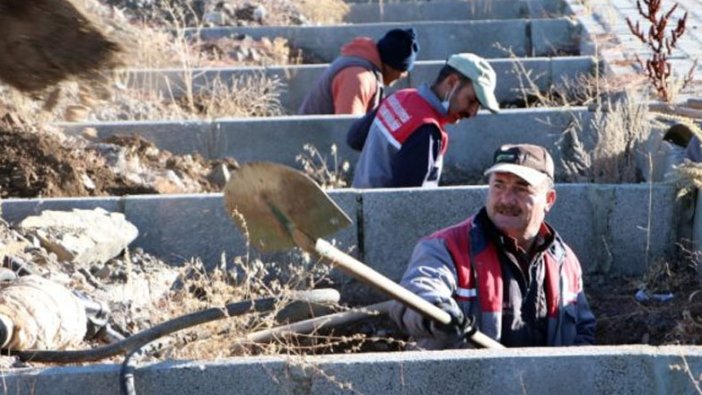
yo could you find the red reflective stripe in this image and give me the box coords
[473,244,503,312]
[436,218,473,301]
[377,89,448,146]
[544,253,560,318]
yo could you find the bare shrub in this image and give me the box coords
[626,0,697,102]
[296,144,351,189]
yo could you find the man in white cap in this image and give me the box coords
[348,52,500,188]
[390,144,596,349]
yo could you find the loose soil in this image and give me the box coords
[0,120,237,198]
[0,0,121,92]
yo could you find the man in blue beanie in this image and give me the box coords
[299,28,419,115]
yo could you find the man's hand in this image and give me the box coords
[426,301,474,343]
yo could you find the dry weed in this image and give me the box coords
[136,250,340,361]
[294,0,350,25]
[296,144,351,189]
[559,91,653,183]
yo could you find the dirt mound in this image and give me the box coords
[0,120,237,198]
[0,0,121,92]
[0,124,143,198]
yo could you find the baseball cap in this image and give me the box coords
[377,28,420,72]
[484,144,554,186]
[447,53,499,113]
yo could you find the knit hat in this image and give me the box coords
[376,28,419,72]
[447,53,500,113]
[484,144,554,186]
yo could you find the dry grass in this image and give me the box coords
[559,91,653,183]
[133,251,336,361]
[296,144,351,189]
[294,0,350,25]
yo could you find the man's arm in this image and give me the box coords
[568,251,596,345]
[574,289,596,345]
[331,67,378,115]
[389,237,460,340]
[346,108,378,151]
[390,124,442,187]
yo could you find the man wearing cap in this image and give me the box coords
[348,52,499,188]
[390,144,596,349]
[298,28,419,115]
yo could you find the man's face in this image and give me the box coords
[486,172,556,243]
[382,66,408,86]
[447,79,481,122]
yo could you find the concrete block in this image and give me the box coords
[208,115,359,166]
[550,56,598,90]
[59,120,212,158]
[4,346,702,395]
[343,0,527,22]
[122,192,359,271]
[549,184,678,275]
[531,18,582,56]
[0,197,123,225]
[609,185,678,274]
[443,107,596,183]
[361,186,488,285]
[123,194,243,267]
[195,20,533,61]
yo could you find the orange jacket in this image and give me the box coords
[331,37,384,115]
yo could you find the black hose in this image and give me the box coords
[120,347,140,395]
[13,296,279,363]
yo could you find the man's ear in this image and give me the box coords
[545,188,557,212]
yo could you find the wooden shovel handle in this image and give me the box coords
[314,239,505,349]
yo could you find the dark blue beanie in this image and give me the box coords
[376,28,419,72]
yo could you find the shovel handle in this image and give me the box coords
[315,239,505,349]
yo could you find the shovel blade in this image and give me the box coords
[223,162,352,252]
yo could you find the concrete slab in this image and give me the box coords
[192,19,580,61]
[0,197,124,225]
[3,346,702,394]
[122,194,242,266]
[343,0,530,22]
[208,115,360,165]
[443,107,596,183]
[118,57,597,112]
[121,192,359,270]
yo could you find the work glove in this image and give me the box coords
[425,301,476,344]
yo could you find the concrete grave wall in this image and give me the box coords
[59,108,597,183]
[3,346,702,395]
[191,19,581,61]
[121,56,598,112]
[343,0,569,22]
[1,184,681,282]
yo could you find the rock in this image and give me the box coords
[16,208,139,267]
[81,173,96,190]
[64,105,90,122]
[81,127,98,139]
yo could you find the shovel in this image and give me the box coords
[223,162,504,349]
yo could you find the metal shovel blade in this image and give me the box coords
[223,162,352,252]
